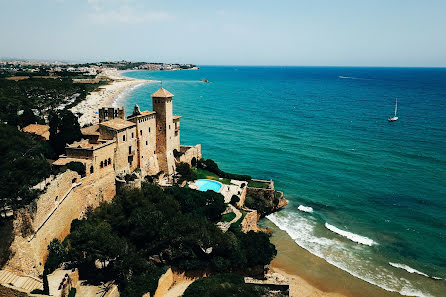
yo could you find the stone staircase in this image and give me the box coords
[0,269,43,292]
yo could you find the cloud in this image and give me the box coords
[87,2,173,25]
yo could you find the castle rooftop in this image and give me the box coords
[127,110,156,120]
[81,124,100,136]
[99,118,136,131]
[67,138,114,150]
[23,124,50,140]
[151,88,174,98]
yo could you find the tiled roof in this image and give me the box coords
[100,118,135,130]
[81,124,100,135]
[151,88,174,98]
[23,124,50,140]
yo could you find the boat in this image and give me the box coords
[388,98,398,122]
[201,78,211,83]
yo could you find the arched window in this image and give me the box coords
[108,158,112,165]
[100,161,103,168]
[90,166,94,174]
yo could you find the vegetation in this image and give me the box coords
[0,218,13,268]
[173,148,184,158]
[49,110,83,157]
[183,273,268,297]
[60,183,275,296]
[248,180,270,189]
[221,212,236,222]
[0,124,51,213]
[194,168,231,185]
[230,195,240,206]
[176,162,197,183]
[55,161,86,177]
[245,192,280,216]
[45,238,68,273]
[68,288,77,297]
[198,158,251,181]
[0,77,104,126]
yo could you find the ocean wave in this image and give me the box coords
[267,213,434,297]
[389,262,442,280]
[298,205,313,213]
[325,223,376,246]
[338,75,372,80]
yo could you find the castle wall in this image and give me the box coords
[172,119,180,152]
[65,147,93,160]
[92,143,115,177]
[178,145,202,166]
[7,171,116,277]
[129,115,159,176]
[114,127,138,173]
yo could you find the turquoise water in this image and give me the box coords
[194,179,223,192]
[120,67,446,297]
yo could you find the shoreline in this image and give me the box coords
[262,218,404,297]
[70,69,157,126]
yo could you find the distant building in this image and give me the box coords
[54,88,201,178]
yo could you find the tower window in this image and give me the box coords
[123,135,126,142]
[140,129,142,135]
[148,127,151,133]
[169,125,170,129]
[146,141,148,145]
[131,132,134,138]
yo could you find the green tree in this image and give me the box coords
[176,162,197,183]
[0,124,50,212]
[49,110,82,156]
[45,238,67,273]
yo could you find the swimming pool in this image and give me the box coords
[194,179,222,192]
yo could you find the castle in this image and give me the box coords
[54,88,201,179]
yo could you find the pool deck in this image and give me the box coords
[189,179,246,204]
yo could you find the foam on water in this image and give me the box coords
[325,223,376,246]
[298,205,313,213]
[389,262,442,280]
[267,212,434,297]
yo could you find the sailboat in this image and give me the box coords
[388,98,398,122]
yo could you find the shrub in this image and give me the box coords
[173,149,184,158]
[176,162,197,183]
[68,288,77,297]
[198,158,251,181]
[230,195,240,205]
[66,161,86,177]
[45,238,67,273]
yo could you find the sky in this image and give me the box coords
[1,0,446,66]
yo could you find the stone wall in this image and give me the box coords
[153,268,174,297]
[246,187,276,202]
[0,284,28,297]
[7,170,116,277]
[31,171,80,232]
[178,145,202,166]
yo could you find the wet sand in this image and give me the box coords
[261,219,403,297]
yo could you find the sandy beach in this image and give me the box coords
[70,68,156,126]
[262,219,403,297]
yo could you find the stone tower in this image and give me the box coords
[152,88,176,175]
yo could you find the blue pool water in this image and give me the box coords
[121,66,446,297]
[194,179,222,192]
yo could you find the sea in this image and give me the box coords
[119,66,446,297]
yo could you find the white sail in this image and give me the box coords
[394,98,398,117]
